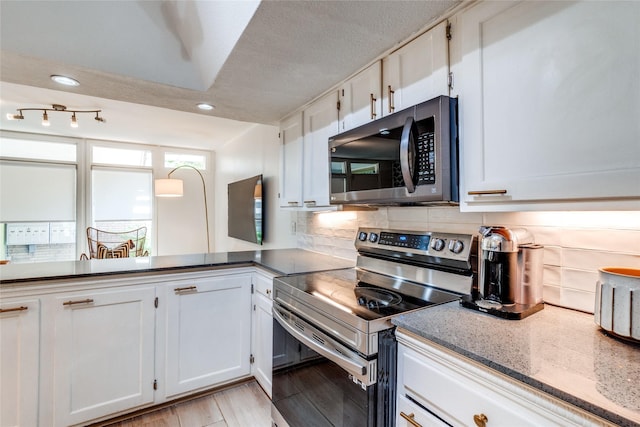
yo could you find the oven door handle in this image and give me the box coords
[273,306,370,379]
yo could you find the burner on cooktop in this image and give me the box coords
[355,287,402,310]
[329,286,403,311]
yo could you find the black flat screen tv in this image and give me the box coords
[227,174,263,244]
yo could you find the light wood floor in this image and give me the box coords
[102,380,271,427]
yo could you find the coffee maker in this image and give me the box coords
[461,226,544,319]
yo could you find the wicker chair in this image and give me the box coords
[80,226,149,260]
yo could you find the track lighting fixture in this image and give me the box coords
[6,104,105,128]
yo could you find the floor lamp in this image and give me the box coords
[155,165,210,253]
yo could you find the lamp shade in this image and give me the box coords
[155,178,184,197]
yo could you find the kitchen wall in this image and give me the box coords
[295,207,640,313]
[213,123,297,252]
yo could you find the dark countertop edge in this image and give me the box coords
[0,261,256,285]
[393,316,637,427]
[0,249,357,286]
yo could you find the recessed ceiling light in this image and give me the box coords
[51,75,80,86]
[197,103,215,111]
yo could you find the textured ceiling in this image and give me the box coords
[0,0,460,149]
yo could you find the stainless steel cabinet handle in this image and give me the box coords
[400,117,418,193]
[388,85,395,113]
[467,189,508,196]
[370,93,377,120]
[303,200,316,206]
[400,412,422,427]
[287,201,299,206]
[62,298,94,306]
[174,286,197,293]
[0,306,28,313]
[474,413,488,427]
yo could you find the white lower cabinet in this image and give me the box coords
[0,298,40,427]
[251,270,275,398]
[2,268,258,426]
[396,330,608,427]
[51,286,156,427]
[161,272,252,398]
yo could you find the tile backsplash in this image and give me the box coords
[296,207,640,313]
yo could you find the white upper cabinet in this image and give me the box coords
[303,90,340,208]
[456,1,640,211]
[382,21,450,117]
[279,112,304,208]
[339,62,382,132]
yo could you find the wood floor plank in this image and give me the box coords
[174,394,225,426]
[100,380,269,427]
[214,382,271,427]
[116,407,180,427]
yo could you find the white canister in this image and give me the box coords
[595,267,640,342]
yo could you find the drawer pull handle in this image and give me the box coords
[400,411,422,427]
[174,286,197,293]
[0,306,28,313]
[474,413,488,427]
[287,201,299,206]
[63,299,94,306]
[467,189,507,196]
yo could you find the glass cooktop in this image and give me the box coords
[275,268,458,322]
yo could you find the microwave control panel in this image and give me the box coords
[416,131,436,185]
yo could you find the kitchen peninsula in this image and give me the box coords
[0,249,354,427]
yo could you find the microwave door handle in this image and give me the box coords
[272,306,369,378]
[400,116,417,193]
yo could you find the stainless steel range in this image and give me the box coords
[271,228,476,427]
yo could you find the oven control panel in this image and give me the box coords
[356,228,474,262]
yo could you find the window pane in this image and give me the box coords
[93,146,152,167]
[92,169,152,221]
[165,153,206,170]
[0,161,76,221]
[2,221,76,263]
[0,136,76,162]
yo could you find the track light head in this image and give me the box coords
[42,111,50,126]
[71,113,78,128]
[6,113,24,120]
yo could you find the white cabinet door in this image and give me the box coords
[339,62,382,132]
[382,21,449,116]
[0,299,39,427]
[163,273,252,398]
[52,287,156,427]
[279,112,304,208]
[251,270,274,398]
[457,1,640,210]
[303,91,339,208]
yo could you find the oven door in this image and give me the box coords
[271,303,377,427]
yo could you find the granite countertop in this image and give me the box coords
[0,249,355,285]
[392,302,640,426]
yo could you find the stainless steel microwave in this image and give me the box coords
[329,95,458,205]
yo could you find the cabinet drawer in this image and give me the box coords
[399,344,571,427]
[397,394,448,427]
[253,271,273,298]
